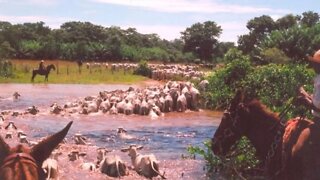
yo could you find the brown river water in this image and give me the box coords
[0,83,222,180]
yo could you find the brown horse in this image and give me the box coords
[211,91,320,180]
[31,64,56,82]
[0,121,72,180]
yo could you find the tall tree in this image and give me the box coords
[238,15,276,55]
[276,14,300,30]
[181,21,222,61]
[301,11,320,27]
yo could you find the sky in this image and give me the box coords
[0,0,319,43]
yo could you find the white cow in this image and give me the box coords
[97,148,128,178]
[121,145,166,179]
[42,158,59,180]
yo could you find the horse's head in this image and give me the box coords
[0,121,73,180]
[211,91,251,156]
[48,64,56,71]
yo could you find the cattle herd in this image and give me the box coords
[85,62,207,81]
[49,80,206,118]
[0,62,211,179]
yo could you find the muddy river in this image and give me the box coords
[0,83,221,179]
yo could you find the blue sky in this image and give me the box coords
[0,0,319,42]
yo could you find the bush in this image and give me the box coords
[188,138,262,179]
[206,57,253,109]
[197,60,314,179]
[0,59,14,78]
[133,60,152,77]
[207,59,313,113]
[243,63,314,114]
[259,47,290,64]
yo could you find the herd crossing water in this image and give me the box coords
[0,83,221,179]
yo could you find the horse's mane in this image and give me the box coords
[247,99,280,122]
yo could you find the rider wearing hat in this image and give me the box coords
[298,49,320,119]
[39,60,45,71]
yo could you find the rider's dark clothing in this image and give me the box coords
[39,62,45,71]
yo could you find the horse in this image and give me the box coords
[31,64,56,82]
[211,91,320,180]
[0,121,72,180]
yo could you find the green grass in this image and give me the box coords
[0,60,146,84]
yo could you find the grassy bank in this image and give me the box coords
[0,60,146,84]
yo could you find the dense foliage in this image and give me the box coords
[238,11,320,64]
[188,138,261,179]
[133,60,152,77]
[195,55,314,178]
[0,59,13,78]
[181,21,224,61]
[0,21,232,63]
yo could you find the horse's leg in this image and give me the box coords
[31,71,36,82]
[45,74,48,82]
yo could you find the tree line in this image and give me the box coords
[0,21,231,63]
[0,11,319,66]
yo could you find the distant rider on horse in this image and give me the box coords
[39,60,45,72]
[297,49,320,120]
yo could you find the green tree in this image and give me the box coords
[301,11,320,27]
[238,15,276,56]
[181,21,222,61]
[276,14,300,30]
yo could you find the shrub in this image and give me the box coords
[195,60,314,179]
[133,60,152,77]
[188,138,262,179]
[206,58,253,109]
[0,59,14,78]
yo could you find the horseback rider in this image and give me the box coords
[39,60,45,71]
[297,49,320,119]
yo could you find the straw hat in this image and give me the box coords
[308,49,320,63]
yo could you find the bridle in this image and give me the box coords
[214,104,286,176]
[212,109,242,152]
[1,153,38,170]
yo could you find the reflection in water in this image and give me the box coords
[0,84,221,179]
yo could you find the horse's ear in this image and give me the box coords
[229,90,244,111]
[31,121,73,165]
[0,136,10,164]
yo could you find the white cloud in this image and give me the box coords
[270,14,282,21]
[219,21,248,42]
[92,0,289,14]
[13,0,60,6]
[113,24,185,40]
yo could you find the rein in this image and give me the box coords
[1,153,38,169]
[265,97,299,177]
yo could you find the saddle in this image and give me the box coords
[281,117,313,175]
[283,117,311,145]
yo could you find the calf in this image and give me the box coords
[0,115,4,129]
[117,127,135,140]
[5,121,17,131]
[97,148,128,177]
[80,162,96,172]
[13,91,21,100]
[42,158,59,180]
[73,133,89,145]
[121,145,166,179]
